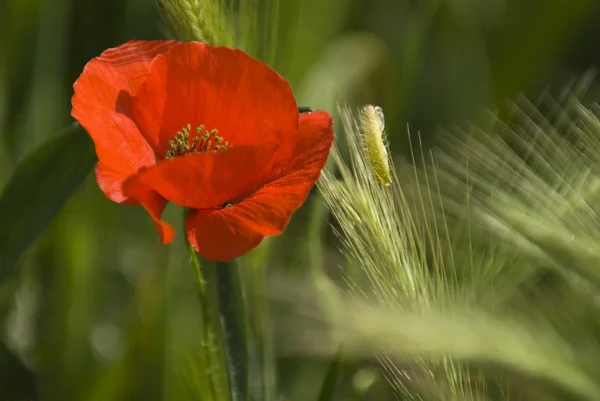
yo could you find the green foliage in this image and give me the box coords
[3,1,600,401]
[0,123,94,279]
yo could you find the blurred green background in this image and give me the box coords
[1,0,600,400]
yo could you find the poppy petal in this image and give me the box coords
[95,162,136,204]
[121,175,175,244]
[185,111,334,261]
[138,190,175,244]
[122,143,279,210]
[131,42,299,157]
[72,40,178,202]
[136,191,175,244]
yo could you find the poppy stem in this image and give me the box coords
[214,261,248,401]
[184,212,232,401]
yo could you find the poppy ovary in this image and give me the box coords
[165,123,229,159]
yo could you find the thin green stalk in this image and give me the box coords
[215,261,248,401]
[184,212,231,401]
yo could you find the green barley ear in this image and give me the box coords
[314,82,600,400]
[431,73,600,291]
[360,104,391,186]
[158,0,281,61]
[411,73,600,397]
[318,105,487,401]
[159,0,234,46]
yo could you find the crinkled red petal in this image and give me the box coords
[131,42,299,157]
[72,40,178,203]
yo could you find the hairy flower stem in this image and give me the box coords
[184,211,231,401]
[215,262,249,401]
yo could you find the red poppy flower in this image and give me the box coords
[72,40,334,261]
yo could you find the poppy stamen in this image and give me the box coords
[165,124,229,159]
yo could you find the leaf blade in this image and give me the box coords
[0,123,95,278]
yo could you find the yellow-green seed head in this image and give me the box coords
[359,105,391,186]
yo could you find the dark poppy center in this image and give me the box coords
[165,124,229,159]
